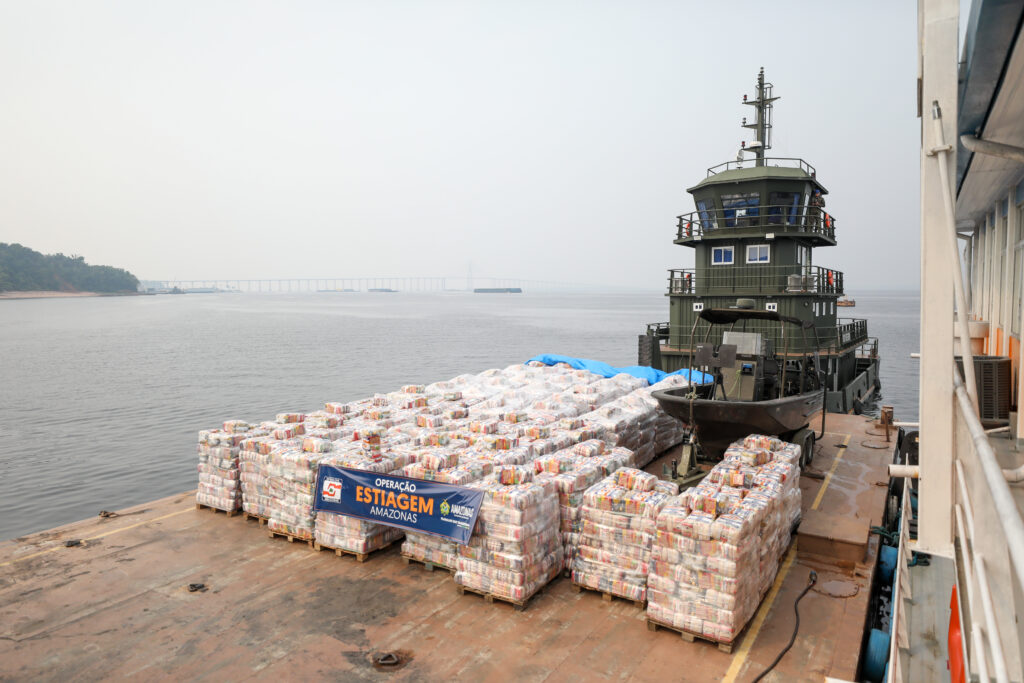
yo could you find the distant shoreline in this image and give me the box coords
[0,290,142,300]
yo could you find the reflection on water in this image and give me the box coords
[0,290,919,539]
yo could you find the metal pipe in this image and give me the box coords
[973,628,990,683]
[932,102,980,414]
[961,134,1024,164]
[953,370,1024,592]
[973,556,1010,683]
[889,464,921,479]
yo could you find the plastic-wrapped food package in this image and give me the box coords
[400,454,491,569]
[266,443,327,541]
[313,455,407,554]
[646,434,802,643]
[571,468,676,602]
[456,477,563,603]
[534,454,609,570]
[196,422,262,512]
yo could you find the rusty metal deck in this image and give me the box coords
[0,413,893,682]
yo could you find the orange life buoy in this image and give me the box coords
[825,213,833,229]
[686,221,692,236]
[827,271,834,286]
[949,586,966,683]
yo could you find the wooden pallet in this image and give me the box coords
[243,511,268,525]
[313,537,399,563]
[401,554,455,574]
[645,616,746,654]
[267,529,314,547]
[195,502,239,517]
[457,571,560,611]
[570,582,645,609]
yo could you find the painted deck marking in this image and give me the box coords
[0,507,193,567]
[722,543,798,683]
[723,431,851,681]
[812,433,851,511]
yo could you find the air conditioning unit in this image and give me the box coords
[955,355,1011,425]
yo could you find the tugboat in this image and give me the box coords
[640,69,880,421]
[837,295,856,307]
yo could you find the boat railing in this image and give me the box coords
[855,336,879,359]
[676,203,837,242]
[891,371,1024,682]
[652,321,864,355]
[705,157,816,177]
[668,265,844,296]
[645,321,670,338]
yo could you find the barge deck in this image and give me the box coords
[0,413,893,682]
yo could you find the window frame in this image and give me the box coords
[711,246,734,266]
[745,244,770,264]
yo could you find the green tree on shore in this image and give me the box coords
[0,243,139,293]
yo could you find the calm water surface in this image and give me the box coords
[0,290,919,540]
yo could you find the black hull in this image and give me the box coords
[652,388,823,458]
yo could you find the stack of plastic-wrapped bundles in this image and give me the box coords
[572,467,679,602]
[534,441,637,570]
[196,420,258,512]
[264,412,334,541]
[455,466,563,603]
[645,434,801,643]
[579,375,690,468]
[400,450,492,569]
[238,432,282,519]
[313,451,413,554]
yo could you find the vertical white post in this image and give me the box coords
[1004,196,1018,355]
[917,0,958,555]
[988,213,997,347]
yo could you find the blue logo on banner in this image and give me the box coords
[313,465,484,545]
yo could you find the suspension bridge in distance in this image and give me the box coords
[144,277,602,294]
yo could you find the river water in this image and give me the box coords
[0,290,919,540]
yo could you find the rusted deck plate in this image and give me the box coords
[0,413,891,682]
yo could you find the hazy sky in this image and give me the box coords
[0,1,921,290]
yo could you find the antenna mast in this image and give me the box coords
[741,67,779,167]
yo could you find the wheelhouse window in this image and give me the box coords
[696,198,716,231]
[721,193,760,227]
[767,192,800,225]
[746,244,770,263]
[712,246,734,265]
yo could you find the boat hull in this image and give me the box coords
[652,387,824,458]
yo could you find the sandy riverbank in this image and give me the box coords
[0,291,139,300]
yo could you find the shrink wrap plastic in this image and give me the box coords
[455,477,563,602]
[197,363,698,573]
[571,469,679,602]
[578,375,690,468]
[314,453,410,554]
[196,421,264,512]
[646,434,802,643]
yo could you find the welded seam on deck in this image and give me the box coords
[0,508,193,567]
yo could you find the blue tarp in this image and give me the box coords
[525,354,711,386]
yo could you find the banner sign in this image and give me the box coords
[313,465,484,545]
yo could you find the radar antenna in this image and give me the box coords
[740,67,779,167]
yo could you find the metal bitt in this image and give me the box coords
[741,67,779,167]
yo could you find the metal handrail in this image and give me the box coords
[949,368,1024,682]
[705,157,816,177]
[667,265,844,295]
[676,203,836,241]
[645,322,670,337]
[646,321,869,355]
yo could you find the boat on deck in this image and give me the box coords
[652,307,825,463]
[639,69,880,416]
